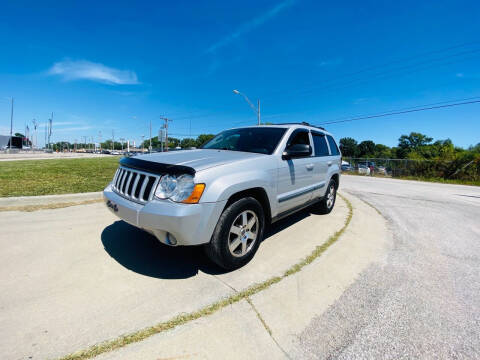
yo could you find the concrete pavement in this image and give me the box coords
[3,176,476,359]
[0,191,364,359]
[94,193,389,360]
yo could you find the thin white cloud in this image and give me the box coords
[54,126,94,133]
[206,0,296,54]
[48,60,139,85]
[318,58,343,67]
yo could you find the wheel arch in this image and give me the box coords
[224,187,272,224]
[330,173,340,189]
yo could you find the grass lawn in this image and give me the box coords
[0,157,120,197]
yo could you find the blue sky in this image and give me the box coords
[0,0,479,148]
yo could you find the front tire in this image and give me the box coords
[315,179,337,214]
[205,197,265,270]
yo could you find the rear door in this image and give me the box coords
[277,129,315,213]
[325,134,341,181]
[311,131,330,199]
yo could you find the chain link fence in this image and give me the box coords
[342,157,480,184]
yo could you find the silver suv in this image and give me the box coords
[103,123,341,269]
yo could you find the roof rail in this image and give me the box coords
[273,122,326,131]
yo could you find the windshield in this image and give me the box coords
[201,127,287,155]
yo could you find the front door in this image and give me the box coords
[277,129,315,214]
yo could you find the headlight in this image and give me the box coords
[155,175,177,199]
[154,174,205,203]
[170,174,195,202]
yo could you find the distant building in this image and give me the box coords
[0,135,23,149]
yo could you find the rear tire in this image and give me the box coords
[205,197,265,270]
[315,179,337,214]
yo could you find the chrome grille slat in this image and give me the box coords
[148,178,161,201]
[117,169,126,189]
[119,170,129,194]
[112,168,120,186]
[131,174,141,199]
[115,169,123,188]
[124,172,134,194]
[112,166,161,204]
[139,175,150,201]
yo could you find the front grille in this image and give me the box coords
[112,166,161,204]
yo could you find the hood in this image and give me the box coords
[134,149,267,172]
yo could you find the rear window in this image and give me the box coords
[326,135,340,155]
[312,133,329,156]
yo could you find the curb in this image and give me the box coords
[0,192,103,208]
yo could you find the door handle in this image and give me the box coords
[327,161,332,166]
[306,164,314,170]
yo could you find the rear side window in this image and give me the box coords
[312,133,329,156]
[326,135,340,156]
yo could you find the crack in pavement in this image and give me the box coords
[213,274,292,359]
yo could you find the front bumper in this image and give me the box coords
[103,184,226,246]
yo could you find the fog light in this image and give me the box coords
[166,233,177,246]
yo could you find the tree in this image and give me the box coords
[180,138,197,148]
[196,134,215,147]
[398,132,433,152]
[357,140,376,157]
[374,144,391,158]
[339,137,357,157]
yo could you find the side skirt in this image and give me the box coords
[271,196,324,224]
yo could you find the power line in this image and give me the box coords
[283,49,480,100]
[318,99,480,125]
[325,96,480,123]
[263,41,480,101]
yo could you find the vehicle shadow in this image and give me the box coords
[101,205,320,280]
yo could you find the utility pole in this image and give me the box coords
[112,130,115,151]
[9,97,13,151]
[32,119,38,150]
[98,131,102,152]
[47,113,53,150]
[141,135,145,153]
[160,116,172,151]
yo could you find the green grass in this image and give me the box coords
[58,194,353,360]
[0,157,120,197]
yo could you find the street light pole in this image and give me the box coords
[233,90,260,125]
[9,97,14,151]
[149,119,153,152]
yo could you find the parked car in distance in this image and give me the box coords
[377,166,388,175]
[103,123,341,269]
[341,163,353,172]
[357,163,371,175]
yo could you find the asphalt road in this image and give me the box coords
[296,175,480,359]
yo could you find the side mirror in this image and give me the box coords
[282,144,312,160]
